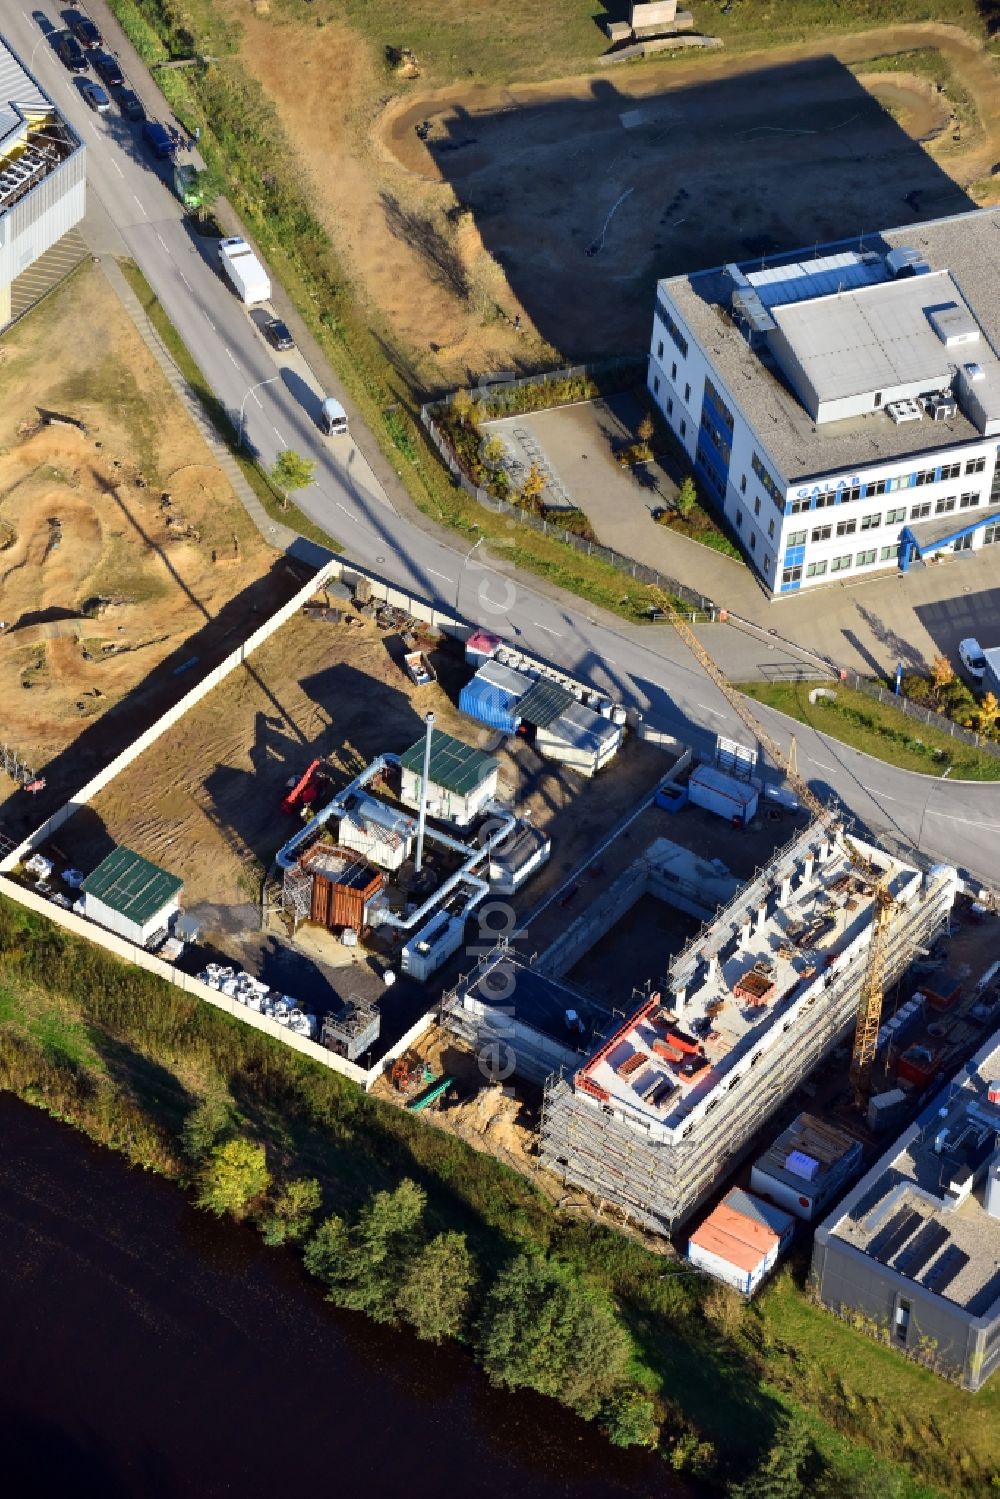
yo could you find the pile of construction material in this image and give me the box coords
[198,963,318,1038]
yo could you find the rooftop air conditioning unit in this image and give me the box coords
[886,398,922,424]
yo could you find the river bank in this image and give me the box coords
[0,1092,668,1498]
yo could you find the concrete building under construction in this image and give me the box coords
[538,824,960,1235]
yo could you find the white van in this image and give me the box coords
[320,397,348,437]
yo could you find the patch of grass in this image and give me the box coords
[0,982,19,1024]
[739,679,1000,780]
[27,1008,96,1068]
[117,259,340,556]
[850,46,979,138]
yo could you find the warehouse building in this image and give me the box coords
[811,1031,1000,1391]
[539,827,959,1234]
[648,208,1000,595]
[80,846,182,947]
[0,36,86,327]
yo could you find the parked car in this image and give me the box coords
[78,78,110,112]
[92,51,124,89]
[67,12,102,48]
[54,29,88,72]
[264,316,294,352]
[116,88,145,123]
[142,121,176,161]
[959,637,987,681]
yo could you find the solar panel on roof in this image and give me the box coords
[922,1244,969,1295]
[893,1220,949,1278]
[869,1207,922,1264]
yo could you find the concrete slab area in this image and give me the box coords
[486,394,1000,680]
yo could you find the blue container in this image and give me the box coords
[655,781,688,813]
[459,676,521,735]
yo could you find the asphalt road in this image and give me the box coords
[11,4,1000,889]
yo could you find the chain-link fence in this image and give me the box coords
[847,674,1000,759]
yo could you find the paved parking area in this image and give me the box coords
[494,394,1000,681]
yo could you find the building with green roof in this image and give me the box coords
[80,846,183,947]
[399,728,499,827]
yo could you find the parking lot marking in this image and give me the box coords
[155,231,170,253]
[132,193,147,217]
[426,568,451,583]
[533,622,564,638]
[202,310,215,330]
[111,158,124,176]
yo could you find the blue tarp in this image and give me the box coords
[459,675,522,735]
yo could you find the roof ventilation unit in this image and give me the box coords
[886,398,923,424]
[885,246,930,278]
[963,361,986,384]
[928,303,979,348]
[923,392,958,422]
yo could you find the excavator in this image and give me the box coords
[663,605,896,1109]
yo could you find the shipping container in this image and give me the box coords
[459,674,522,734]
[688,765,758,825]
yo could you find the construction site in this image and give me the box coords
[5,529,998,1246]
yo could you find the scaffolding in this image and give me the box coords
[538,863,956,1235]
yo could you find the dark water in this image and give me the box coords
[0,1094,684,1498]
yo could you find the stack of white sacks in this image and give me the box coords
[198,963,318,1039]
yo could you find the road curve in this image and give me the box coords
[10,3,998,889]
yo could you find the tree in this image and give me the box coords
[929,653,955,704]
[195,1138,270,1219]
[976,690,1000,739]
[601,1388,660,1449]
[483,434,506,466]
[478,1254,631,1418]
[304,1179,427,1321]
[637,411,655,446]
[396,1231,476,1343]
[518,462,546,514]
[303,1213,350,1283]
[260,1177,322,1246]
[728,1413,819,1499]
[270,449,316,509]
[450,388,475,428]
[181,1091,232,1162]
[675,476,697,518]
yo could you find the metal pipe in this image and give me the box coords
[275,752,401,869]
[371,802,517,931]
[415,711,434,874]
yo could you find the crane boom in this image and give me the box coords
[663,604,895,1109]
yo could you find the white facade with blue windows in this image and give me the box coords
[647,209,1000,595]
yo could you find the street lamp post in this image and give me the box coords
[455,533,484,611]
[238,375,280,450]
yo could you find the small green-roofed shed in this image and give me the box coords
[81,846,182,939]
[399,729,500,827]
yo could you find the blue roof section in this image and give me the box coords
[746,251,886,308]
[459,675,522,735]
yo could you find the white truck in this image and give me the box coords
[217,236,271,305]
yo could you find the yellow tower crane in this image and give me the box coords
[663,605,896,1109]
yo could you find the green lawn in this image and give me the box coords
[739,679,1000,781]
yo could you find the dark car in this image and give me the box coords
[264,317,294,352]
[68,12,102,48]
[142,121,176,161]
[54,29,87,72]
[78,78,110,112]
[92,51,124,89]
[116,88,145,123]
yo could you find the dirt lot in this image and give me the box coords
[51,610,671,919]
[0,263,274,822]
[213,9,999,384]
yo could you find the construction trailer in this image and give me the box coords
[750,1112,863,1222]
[688,1186,795,1296]
[538,827,959,1236]
[402,908,466,983]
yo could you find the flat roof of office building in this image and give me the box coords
[825,1030,1000,1316]
[661,208,1000,481]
